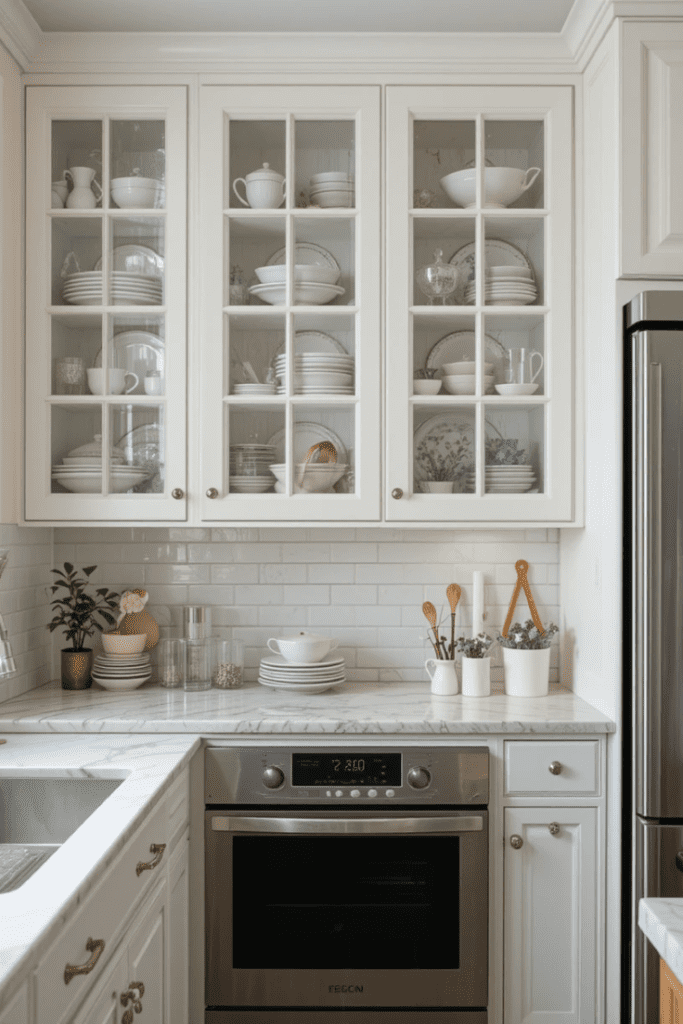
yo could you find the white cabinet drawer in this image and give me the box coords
[504,740,599,796]
[35,801,168,1024]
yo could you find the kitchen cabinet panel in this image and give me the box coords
[0,984,29,1024]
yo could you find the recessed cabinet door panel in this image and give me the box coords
[126,882,168,1024]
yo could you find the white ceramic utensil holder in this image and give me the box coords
[425,658,459,696]
[461,657,491,697]
[503,646,550,697]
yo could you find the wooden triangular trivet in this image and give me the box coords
[501,559,545,637]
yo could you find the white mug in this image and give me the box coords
[52,179,69,204]
[87,367,139,395]
[144,374,164,396]
[425,658,459,695]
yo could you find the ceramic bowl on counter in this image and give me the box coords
[267,631,339,663]
[101,632,148,655]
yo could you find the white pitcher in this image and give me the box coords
[425,658,459,696]
[65,166,102,209]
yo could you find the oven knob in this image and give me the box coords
[407,766,431,790]
[262,766,285,789]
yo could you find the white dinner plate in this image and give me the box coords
[261,653,345,669]
[258,678,344,694]
[449,238,533,286]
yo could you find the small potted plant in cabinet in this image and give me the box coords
[48,563,119,690]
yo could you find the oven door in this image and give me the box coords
[205,808,488,1010]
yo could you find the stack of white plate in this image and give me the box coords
[62,271,163,306]
[229,476,274,494]
[258,653,346,693]
[249,281,345,306]
[229,444,276,492]
[309,172,355,208]
[466,464,537,493]
[51,462,150,494]
[91,651,152,691]
[274,352,354,395]
[464,267,537,306]
[233,383,277,396]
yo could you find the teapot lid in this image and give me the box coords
[67,433,126,461]
[246,162,285,183]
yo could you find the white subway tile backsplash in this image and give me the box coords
[307,564,355,584]
[0,525,52,705]
[283,584,330,605]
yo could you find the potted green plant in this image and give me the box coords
[456,633,495,696]
[48,563,119,690]
[497,619,559,697]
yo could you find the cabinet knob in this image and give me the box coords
[510,835,523,849]
[391,488,403,500]
[171,488,184,500]
[549,761,562,775]
[206,488,219,499]
[548,822,560,836]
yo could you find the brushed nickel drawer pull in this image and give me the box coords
[549,761,562,775]
[64,937,105,984]
[548,821,560,835]
[136,842,166,876]
[510,834,523,849]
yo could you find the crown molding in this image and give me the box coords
[0,0,41,69]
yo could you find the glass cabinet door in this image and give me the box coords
[25,86,187,521]
[385,86,574,523]
[199,86,380,521]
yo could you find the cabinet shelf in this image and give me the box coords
[409,395,549,405]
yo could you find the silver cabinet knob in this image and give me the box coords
[206,488,219,499]
[548,822,560,835]
[262,766,285,789]
[391,488,403,499]
[510,835,523,849]
[407,766,431,789]
[549,761,562,775]
[171,488,184,500]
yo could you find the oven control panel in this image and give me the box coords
[206,746,488,805]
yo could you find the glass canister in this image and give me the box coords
[182,637,213,691]
[183,605,212,639]
[212,639,244,689]
[158,637,183,688]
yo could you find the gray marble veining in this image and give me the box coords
[639,898,683,988]
[0,679,614,734]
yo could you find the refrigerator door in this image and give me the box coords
[631,328,683,819]
[632,819,683,1024]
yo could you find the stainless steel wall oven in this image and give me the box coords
[205,745,489,1024]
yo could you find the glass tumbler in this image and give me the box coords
[182,638,214,691]
[158,638,183,688]
[212,639,245,689]
[55,356,86,395]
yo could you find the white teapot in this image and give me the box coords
[233,163,286,209]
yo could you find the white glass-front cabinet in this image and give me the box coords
[198,86,381,521]
[385,86,574,522]
[25,86,187,521]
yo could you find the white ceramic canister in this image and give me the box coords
[232,163,286,209]
[425,658,459,696]
[502,646,550,697]
[461,657,491,697]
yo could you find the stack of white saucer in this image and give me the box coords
[91,651,152,691]
[466,464,537,493]
[275,352,354,394]
[465,266,537,306]
[258,653,346,693]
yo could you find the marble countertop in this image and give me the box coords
[0,679,615,735]
[639,898,683,988]
[0,733,200,1008]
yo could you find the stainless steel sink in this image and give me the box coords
[0,777,122,892]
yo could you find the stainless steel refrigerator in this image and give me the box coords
[625,291,683,1024]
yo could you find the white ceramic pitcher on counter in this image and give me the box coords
[425,658,459,695]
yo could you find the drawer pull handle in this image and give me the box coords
[136,842,166,876]
[510,834,523,849]
[64,937,105,984]
[549,761,562,775]
[121,980,145,1021]
[549,821,560,835]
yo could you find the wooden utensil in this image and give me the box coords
[422,600,443,659]
[446,583,461,658]
[304,441,337,464]
[502,559,545,637]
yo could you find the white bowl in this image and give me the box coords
[269,463,348,492]
[441,361,494,375]
[440,166,541,209]
[413,379,442,395]
[92,674,150,691]
[111,186,162,209]
[310,172,354,184]
[112,176,163,190]
[494,383,539,396]
[442,374,494,395]
[249,282,345,306]
[267,632,339,663]
[254,264,341,286]
[101,632,147,655]
[294,371,352,387]
[51,469,149,493]
[310,191,354,209]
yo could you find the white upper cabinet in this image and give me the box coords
[25,86,188,522]
[198,86,381,521]
[621,22,683,276]
[385,86,574,522]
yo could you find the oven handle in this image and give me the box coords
[211,815,484,834]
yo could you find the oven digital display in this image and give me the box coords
[292,753,401,787]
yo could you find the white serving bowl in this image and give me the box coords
[254,264,340,286]
[111,186,160,209]
[488,265,532,280]
[51,468,148,493]
[112,176,163,190]
[440,166,540,209]
[101,632,147,655]
[269,462,348,492]
[310,191,354,208]
[413,379,442,395]
[295,371,352,387]
[310,172,354,184]
[494,383,539,396]
[442,374,494,395]
[249,282,344,306]
[441,361,494,375]
[92,674,150,691]
[267,631,339,663]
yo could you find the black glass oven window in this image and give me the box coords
[232,835,459,969]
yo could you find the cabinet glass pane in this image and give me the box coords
[110,120,165,209]
[484,120,544,209]
[292,406,355,496]
[53,218,102,306]
[413,120,476,210]
[228,217,285,306]
[51,313,101,395]
[483,216,544,306]
[483,314,545,396]
[110,218,164,306]
[294,120,355,210]
[228,121,286,210]
[51,121,102,210]
[412,312,476,394]
[413,218,475,306]
[484,405,544,494]
[226,312,284,395]
[412,405,476,494]
[51,403,102,493]
[228,406,282,495]
[293,218,353,306]
[113,404,165,494]
[107,314,165,396]
[292,312,356,398]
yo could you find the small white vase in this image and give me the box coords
[461,656,491,697]
[503,647,550,697]
[425,658,459,695]
[421,481,454,493]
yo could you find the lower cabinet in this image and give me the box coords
[0,984,29,1024]
[660,958,683,1024]
[504,806,598,1024]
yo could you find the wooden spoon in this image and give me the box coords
[446,583,461,658]
[422,600,444,659]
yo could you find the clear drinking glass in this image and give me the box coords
[158,637,183,688]
[55,356,86,395]
[212,639,245,689]
[182,638,213,691]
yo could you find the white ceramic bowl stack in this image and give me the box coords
[465,266,537,306]
[62,271,162,306]
[259,632,345,692]
[229,443,276,493]
[111,177,165,210]
[274,351,354,395]
[309,172,354,208]
[91,651,153,691]
[269,462,348,494]
[52,439,150,493]
[250,263,344,306]
[466,464,537,493]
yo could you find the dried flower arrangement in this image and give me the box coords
[498,619,559,650]
[456,633,495,659]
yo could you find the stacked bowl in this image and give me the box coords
[111,177,165,209]
[92,633,152,691]
[229,443,276,493]
[269,462,348,494]
[274,350,354,395]
[465,266,537,306]
[250,263,344,306]
[309,172,354,208]
[52,434,150,493]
